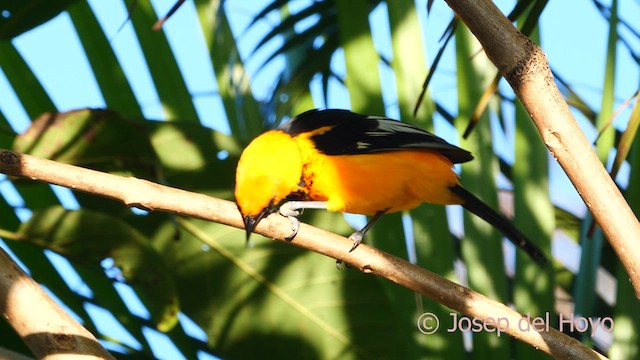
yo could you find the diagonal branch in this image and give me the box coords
[443,0,640,298]
[0,236,115,359]
[0,148,607,359]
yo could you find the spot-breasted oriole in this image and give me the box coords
[235,109,548,266]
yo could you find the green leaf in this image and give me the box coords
[513,100,555,359]
[274,3,316,116]
[0,110,15,147]
[146,120,241,198]
[71,264,154,353]
[594,0,618,163]
[0,41,55,118]
[17,206,179,332]
[251,0,333,58]
[510,20,554,358]
[612,93,640,360]
[553,71,597,123]
[611,91,640,179]
[414,20,456,118]
[333,1,428,356]
[165,217,416,359]
[411,204,466,357]
[573,1,618,344]
[14,109,158,178]
[67,1,144,118]
[248,0,289,28]
[455,24,509,358]
[0,0,78,39]
[0,61,61,211]
[266,31,338,120]
[335,0,384,115]
[510,0,549,36]
[194,0,263,142]
[125,0,199,121]
[388,1,465,355]
[609,263,640,360]
[387,0,427,117]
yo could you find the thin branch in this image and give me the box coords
[0,238,115,359]
[0,149,607,360]
[443,0,640,298]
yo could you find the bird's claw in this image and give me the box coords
[279,203,301,241]
[348,231,364,252]
[284,216,299,241]
[332,232,365,269]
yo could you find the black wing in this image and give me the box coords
[280,109,473,164]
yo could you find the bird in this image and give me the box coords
[234,109,548,267]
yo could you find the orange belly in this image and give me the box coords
[304,150,463,215]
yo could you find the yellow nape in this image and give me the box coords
[235,130,304,217]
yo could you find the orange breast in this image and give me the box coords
[303,149,464,215]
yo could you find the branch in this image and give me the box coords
[0,237,115,358]
[0,149,607,359]
[0,345,33,360]
[443,0,640,297]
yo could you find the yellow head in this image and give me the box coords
[235,130,304,239]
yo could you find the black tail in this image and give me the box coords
[451,185,549,268]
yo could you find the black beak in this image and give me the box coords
[243,208,271,242]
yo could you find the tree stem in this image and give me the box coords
[443,0,640,298]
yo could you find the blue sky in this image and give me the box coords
[1,0,639,357]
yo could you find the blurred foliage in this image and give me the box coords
[0,0,79,39]
[0,0,638,359]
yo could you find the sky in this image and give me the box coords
[0,0,639,358]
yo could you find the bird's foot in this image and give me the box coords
[279,203,301,241]
[348,231,364,252]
